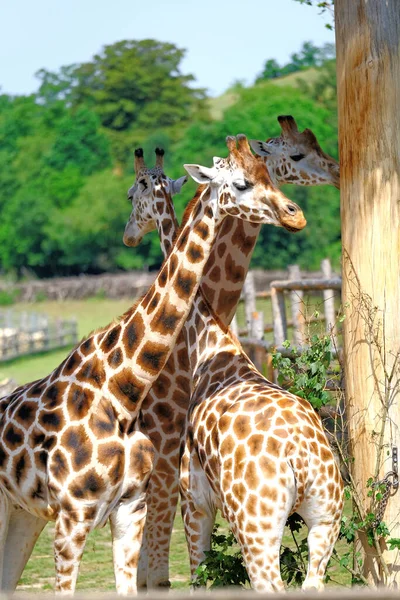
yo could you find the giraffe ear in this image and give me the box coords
[171,175,188,196]
[183,164,219,185]
[249,139,274,157]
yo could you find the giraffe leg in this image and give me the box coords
[234,519,285,593]
[297,499,343,591]
[220,460,297,593]
[53,512,91,594]
[142,468,179,589]
[136,523,148,590]
[110,494,148,595]
[2,506,46,591]
[180,447,216,581]
[0,490,11,589]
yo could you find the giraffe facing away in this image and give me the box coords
[124,116,340,590]
[125,135,343,591]
[0,135,294,595]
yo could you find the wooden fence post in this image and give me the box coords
[249,311,265,372]
[288,264,305,345]
[270,285,287,347]
[243,271,256,335]
[321,258,338,347]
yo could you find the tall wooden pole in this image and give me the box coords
[335,0,400,586]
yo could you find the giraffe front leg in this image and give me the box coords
[143,464,179,589]
[3,506,46,591]
[136,523,148,589]
[110,495,148,595]
[54,512,91,594]
[180,446,216,582]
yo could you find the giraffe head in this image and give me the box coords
[123,147,187,246]
[184,134,306,231]
[249,115,340,189]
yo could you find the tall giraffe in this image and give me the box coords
[0,135,293,595]
[125,135,343,591]
[125,116,340,589]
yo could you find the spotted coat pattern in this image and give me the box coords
[0,136,287,595]
[127,118,341,590]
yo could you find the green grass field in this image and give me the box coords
[0,293,333,384]
[17,506,351,593]
[1,297,349,592]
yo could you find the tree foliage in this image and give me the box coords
[36,40,208,132]
[256,41,335,82]
[0,39,340,278]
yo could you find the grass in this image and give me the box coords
[206,67,318,121]
[17,504,352,593]
[17,509,191,593]
[1,297,348,592]
[0,295,331,384]
[0,298,132,383]
[208,90,240,120]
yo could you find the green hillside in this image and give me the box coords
[0,40,339,280]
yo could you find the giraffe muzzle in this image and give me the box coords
[281,203,307,232]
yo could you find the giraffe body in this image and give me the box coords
[125,118,341,589]
[0,136,293,594]
[124,138,343,590]
[179,322,343,592]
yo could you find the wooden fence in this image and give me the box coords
[0,309,78,362]
[234,259,342,376]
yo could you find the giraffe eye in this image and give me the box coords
[289,154,305,162]
[233,180,250,191]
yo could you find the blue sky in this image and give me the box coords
[0,0,334,98]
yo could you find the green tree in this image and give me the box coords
[44,170,147,275]
[256,41,335,82]
[36,40,208,132]
[175,82,340,270]
[297,58,337,114]
[257,59,283,81]
[44,107,111,176]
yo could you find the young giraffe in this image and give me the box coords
[0,135,292,595]
[125,136,343,591]
[126,116,340,589]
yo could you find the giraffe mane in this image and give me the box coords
[179,185,207,229]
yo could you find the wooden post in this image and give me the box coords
[336,0,400,585]
[270,285,287,347]
[71,318,79,345]
[288,264,304,345]
[243,271,256,335]
[249,311,265,372]
[321,258,338,348]
[230,314,239,337]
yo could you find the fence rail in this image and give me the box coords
[236,259,342,375]
[0,309,78,362]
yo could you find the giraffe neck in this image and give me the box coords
[154,189,179,256]
[199,164,280,326]
[153,190,245,380]
[111,186,222,417]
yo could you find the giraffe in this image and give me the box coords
[0,135,294,595]
[201,114,340,326]
[124,136,343,591]
[125,116,340,589]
